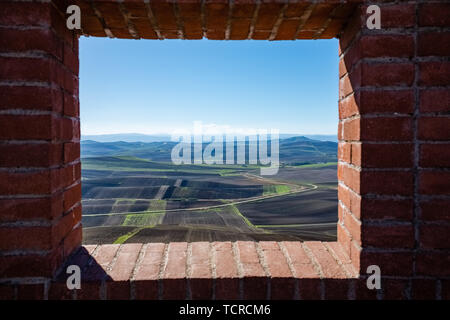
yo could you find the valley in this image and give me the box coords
[81,143,338,244]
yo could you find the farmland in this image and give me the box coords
[81,151,338,244]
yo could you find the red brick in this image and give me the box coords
[0,248,63,278]
[0,143,63,167]
[360,198,413,221]
[0,86,63,112]
[64,142,80,163]
[63,183,81,212]
[340,203,361,244]
[0,115,56,140]
[162,242,187,299]
[361,117,413,142]
[361,63,414,87]
[418,117,450,141]
[339,69,361,99]
[420,224,450,249]
[338,142,351,163]
[412,279,437,300]
[91,244,120,268]
[60,163,80,189]
[236,241,267,300]
[417,252,450,277]
[259,242,295,300]
[420,89,450,113]
[360,143,414,168]
[383,279,409,300]
[0,56,64,85]
[213,242,239,300]
[64,93,80,117]
[360,35,414,58]
[62,217,82,258]
[339,94,359,119]
[420,144,450,168]
[350,142,361,167]
[0,208,79,252]
[63,44,79,74]
[339,118,360,141]
[75,282,101,300]
[0,2,53,27]
[338,163,360,193]
[17,284,45,300]
[236,241,264,276]
[419,171,450,195]
[419,3,450,27]
[420,200,450,222]
[354,279,378,300]
[108,243,142,281]
[419,61,450,87]
[418,32,450,57]
[280,243,320,281]
[324,279,349,300]
[0,27,62,59]
[337,223,352,258]
[134,243,165,300]
[359,90,414,114]
[0,194,63,222]
[304,242,347,279]
[298,279,322,300]
[189,242,212,300]
[0,169,57,195]
[442,280,450,300]
[0,284,15,300]
[360,251,413,276]
[339,7,363,52]
[62,118,80,141]
[362,224,414,249]
[361,171,414,196]
[190,242,211,279]
[338,184,361,219]
[379,4,415,28]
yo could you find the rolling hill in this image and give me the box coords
[81,136,337,165]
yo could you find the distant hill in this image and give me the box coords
[81,136,337,165]
[82,133,171,143]
[81,133,337,143]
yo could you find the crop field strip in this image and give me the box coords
[81,156,338,243]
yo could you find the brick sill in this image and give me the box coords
[47,241,363,300]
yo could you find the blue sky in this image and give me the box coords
[80,38,339,136]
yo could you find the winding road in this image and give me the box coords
[83,172,318,217]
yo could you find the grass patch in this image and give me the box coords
[230,205,257,229]
[148,199,166,211]
[263,184,291,195]
[113,228,143,244]
[288,162,337,169]
[122,212,165,226]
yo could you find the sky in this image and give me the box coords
[79,37,339,136]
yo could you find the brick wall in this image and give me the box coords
[0,0,81,297]
[0,0,449,300]
[338,1,450,299]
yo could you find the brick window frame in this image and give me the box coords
[0,0,449,300]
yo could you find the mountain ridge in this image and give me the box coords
[81,136,337,165]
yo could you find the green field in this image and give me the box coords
[81,141,338,244]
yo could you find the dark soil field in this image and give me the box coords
[261,224,336,241]
[165,199,224,210]
[83,226,137,244]
[81,156,338,244]
[124,225,301,243]
[162,207,256,233]
[236,188,338,226]
[274,165,338,184]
